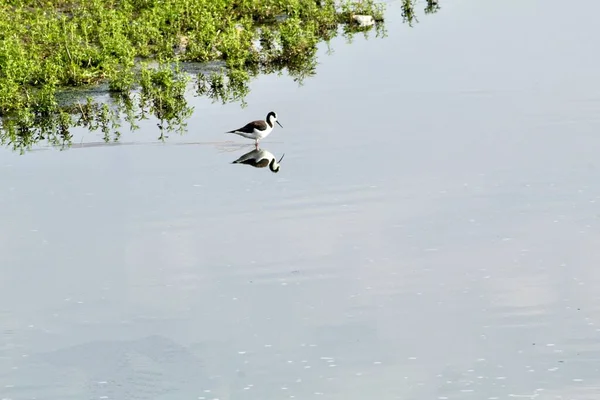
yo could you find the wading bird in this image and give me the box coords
[226,111,283,148]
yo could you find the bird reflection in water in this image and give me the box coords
[231,147,285,173]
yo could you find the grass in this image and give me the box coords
[0,0,438,153]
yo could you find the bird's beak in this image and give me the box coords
[278,153,285,163]
[276,121,283,128]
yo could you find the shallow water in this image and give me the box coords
[2,1,600,399]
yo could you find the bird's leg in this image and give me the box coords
[255,140,259,149]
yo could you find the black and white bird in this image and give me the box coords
[231,148,285,173]
[226,111,283,147]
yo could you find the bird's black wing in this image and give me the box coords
[227,120,268,133]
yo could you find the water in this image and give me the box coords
[2,1,600,399]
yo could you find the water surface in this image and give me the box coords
[2,1,600,399]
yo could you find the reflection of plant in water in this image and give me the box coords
[139,64,194,140]
[76,100,121,144]
[197,69,252,106]
[401,0,441,26]
[0,64,192,153]
[425,0,441,15]
[401,0,419,26]
[0,0,438,153]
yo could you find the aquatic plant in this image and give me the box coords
[0,0,439,153]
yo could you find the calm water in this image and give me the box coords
[2,1,600,399]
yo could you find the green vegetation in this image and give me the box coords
[0,0,439,153]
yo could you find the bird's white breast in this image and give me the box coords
[254,125,273,139]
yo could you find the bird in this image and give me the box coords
[231,148,285,173]
[226,111,283,148]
